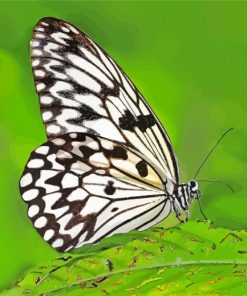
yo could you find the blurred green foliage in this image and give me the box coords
[0,0,246,291]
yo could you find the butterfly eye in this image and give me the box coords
[189,180,198,192]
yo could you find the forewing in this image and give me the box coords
[19,133,171,252]
[31,17,179,183]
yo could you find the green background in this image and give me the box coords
[0,0,246,291]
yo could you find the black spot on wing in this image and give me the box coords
[119,110,156,132]
[57,90,74,99]
[136,160,148,177]
[136,114,156,132]
[119,110,136,131]
[67,104,102,125]
[104,146,128,160]
[105,85,120,97]
[104,181,116,195]
[50,65,65,74]
[111,207,118,212]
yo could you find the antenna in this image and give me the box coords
[196,197,207,220]
[193,128,234,179]
[197,179,234,193]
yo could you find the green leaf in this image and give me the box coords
[1,221,247,295]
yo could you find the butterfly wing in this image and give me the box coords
[31,17,179,183]
[20,133,171,252]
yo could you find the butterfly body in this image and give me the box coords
[20,17,200,252]
[170,181,200,220]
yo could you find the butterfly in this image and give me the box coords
[19,17,201,252]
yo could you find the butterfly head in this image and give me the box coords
[188,180,201,199]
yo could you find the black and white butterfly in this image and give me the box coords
[19,17,201,252]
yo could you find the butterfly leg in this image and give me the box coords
[185,209,189,221]
[176,213,184,223]
[171,198,184,223]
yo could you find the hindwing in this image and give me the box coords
[20,133,171,252]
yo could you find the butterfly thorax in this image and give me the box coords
[168,180,200,219]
